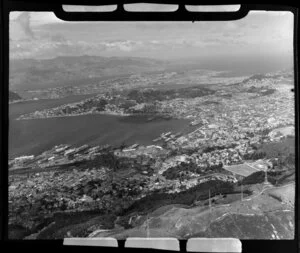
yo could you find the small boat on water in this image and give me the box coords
[153,137,161,142]
[130,143,139,149]
[190,120,202,126]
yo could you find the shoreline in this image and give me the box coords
[9,93,100,105]
[16,111,131,120]
[15,111,178,121]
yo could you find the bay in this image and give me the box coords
[9,97,191,158]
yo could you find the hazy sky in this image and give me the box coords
[10,8,293,66]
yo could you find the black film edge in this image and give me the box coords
[52,3,250,21]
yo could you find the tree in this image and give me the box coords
[120,142,126,151]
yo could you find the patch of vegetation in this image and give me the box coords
[220,94,233,98]
[37,211,116,239]
[9,90,22,102]
[122,180,235,216]
[8,224,33,239]
[257,136,295,159]
[80,98,108,111]
[239,171,285,186]
[246,86,276,96]
[242,151,266,160]
[202,101,220,105]
[126,87,215,103]
[203,144,237,153]
[243,74,266,83]
[162,162,224,180]
[261,89,276,96]
[81,151,154,176]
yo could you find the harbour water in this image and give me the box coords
[9,96,192,158]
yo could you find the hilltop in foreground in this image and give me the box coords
[91,183,294,239]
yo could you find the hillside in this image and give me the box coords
[258,136,295,159]
[9,90,22,102]
[202,210,294,239]
[90,183,294,239]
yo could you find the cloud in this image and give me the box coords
[101,40,143,52]
[225,22,238,30]
[10,39,147,59]
[9,11,294,60]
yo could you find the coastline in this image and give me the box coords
[15,111,179,121]
[16,110,131,120]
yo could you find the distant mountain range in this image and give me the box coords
[9,55,169,91]
[9,53,294,93]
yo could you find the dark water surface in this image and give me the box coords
[9,97,192,158]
